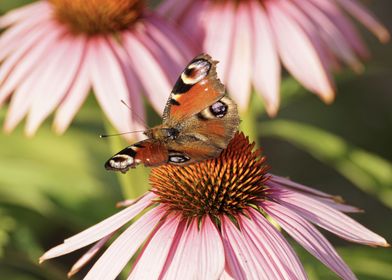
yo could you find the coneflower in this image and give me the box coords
[40,133,388,279]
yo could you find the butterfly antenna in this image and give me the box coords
[120,99,148,129]
[100,130,145,138]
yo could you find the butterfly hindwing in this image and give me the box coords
[105,139,168,173]
[165,95,239,165]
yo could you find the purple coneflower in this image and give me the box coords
[40,133,388,279]
[159,0,390,115]
[0,0,193,136]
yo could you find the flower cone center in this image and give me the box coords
[49,0,145,35]
[150,133,270,219]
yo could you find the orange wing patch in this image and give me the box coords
[163,54,225,124]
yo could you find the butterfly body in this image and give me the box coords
[105,54,239,173]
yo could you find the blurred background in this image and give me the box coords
[0,0,391,279]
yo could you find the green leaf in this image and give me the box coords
[261,119,392,208]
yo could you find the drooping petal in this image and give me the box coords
[292,0,363,72]
[128,214,180,279]
[221,215,269,279]
[245,209,308,280]
[39,192,155,262]
[0,23,59,108]
[89,36,135,133]
[107,37,146,135]
[268,174,333,198]
[67,233,115,278]
[336,0,390,43]
[275,189,389,247]
[268,177,361,213]
[250,0,280,116]
[84,206,165,280]
[161,217,225,279]
[3,36,68,133]
[220,270,236,280]
[198,216,225,279]
[0,9,51,60]
[53,50,91,134]
[147,14,196,64]
[0,1,50,28]
[122,31,171,114]
[309,0,369,58]
[317,198,362,213]
[263,201,357,280]
[26,35,85,136]
[266,0,335,103]
[203,0,235,81]
[134,22,183,84]
[225,2,252,109]
[158,0,192,24]
[175,0,207,45]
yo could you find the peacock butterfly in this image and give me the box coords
[105,54,240,173]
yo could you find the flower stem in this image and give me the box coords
[239,92,264,145]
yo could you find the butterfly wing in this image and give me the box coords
[166,95,240,165]
[104,139,168,173]
[162,53,225,125]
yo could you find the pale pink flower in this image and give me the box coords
[40,133,388,280]
[159,0,390,115]
[0,0,194,136]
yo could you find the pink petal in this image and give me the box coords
[128,214,180,280]
[53,51,91,134]
[275,189,389,247]
[203,1,235,81]
[225,2,253,110]
[268,174,333,198]
[266,1,335,103]
[122,31,171,114]
[198,216,225,279]
[147,14,196,62]
[0,10,52,60]
[161,217,225,279]
[68,233,114,278]
[250,0,281,116]
[89,37,136,133]
[3,37,64,133]
[267,176,361,213]
[336,0,390,43]
[0,22,55,105]
[26,35,85,136]
[108,37,146,135]
[246,209,308,280]
[175,0,207,45]
[221,215,269,279]
[84,206,165,280]
[39,192,155,262]
[0,23,64,110]
[292,0,363,72]
[220,270,235,280]
[158,0,192,22]
[0,1,50,28]
[318,198,362,213]
[310,0,369,58]
[134,22,183,84]
[263,201,357,280]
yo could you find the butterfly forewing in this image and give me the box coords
[162,54,225,125]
